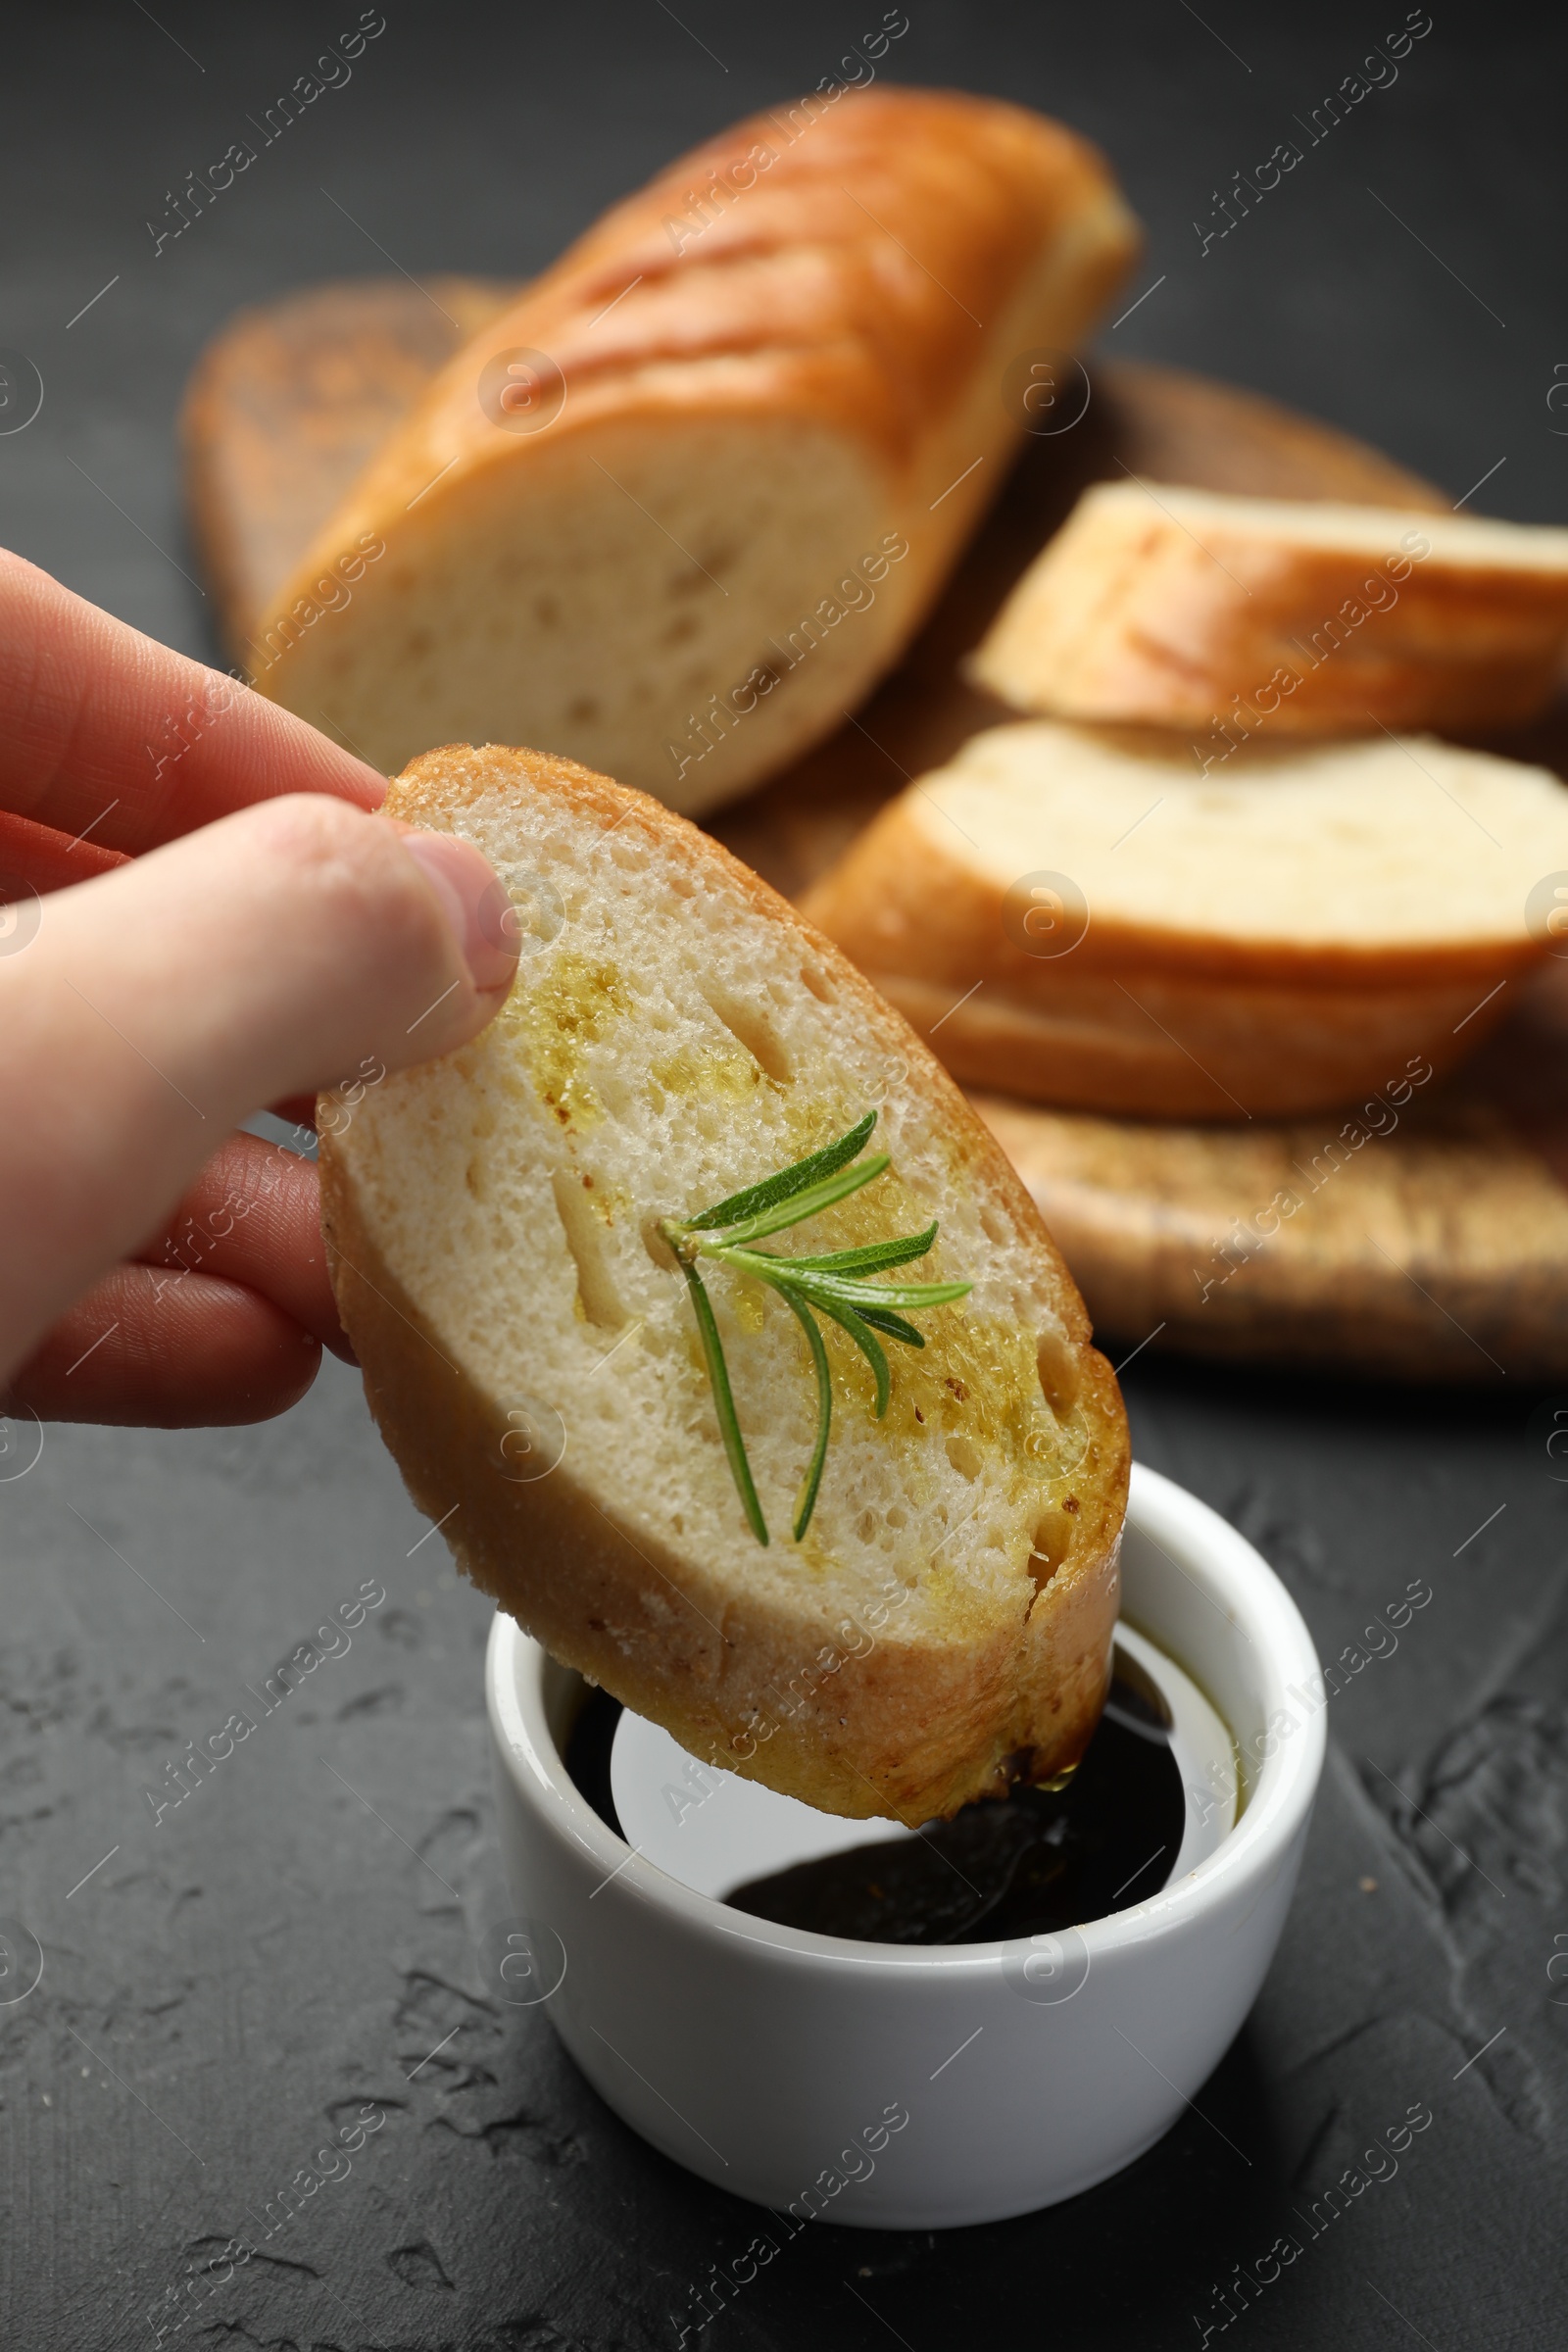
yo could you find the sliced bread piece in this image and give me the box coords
[318,744,1129,1824]
[252,88,1139,811]
[802,722,1568,1118]
[970,480,1568,735]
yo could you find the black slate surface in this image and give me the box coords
[2,5,1565,2346]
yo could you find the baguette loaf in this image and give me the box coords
[319,744,1129,1823]
[802,721,1568,1119]
[253,89,1139,811]
[970,481,1568,735]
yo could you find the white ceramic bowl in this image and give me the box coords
[485,1461,1324,2229]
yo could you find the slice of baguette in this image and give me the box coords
[970,481,1568,735]
[252,88,1139,812]
[802,722,1568,1119]
[319,744,1129,1824]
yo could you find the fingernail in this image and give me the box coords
[399,831,520,994]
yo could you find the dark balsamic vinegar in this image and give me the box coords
[563,1649,1185,1946]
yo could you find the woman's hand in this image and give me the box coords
[0,549,519,1425]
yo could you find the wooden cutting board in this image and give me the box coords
[182,279,1568,1383]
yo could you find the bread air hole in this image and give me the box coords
[800,966,836,1005]
[1036,1328,1081,1417]
[1027,1508,1072,1595]
[945,1433,983,1482]
[550,1167,625,1329]
[698,987,793,1085]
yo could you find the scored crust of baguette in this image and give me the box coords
[252,88,1139,811]
[970,481,1568,735]
[802,722,1568,1119]
[319,744,1129,1824]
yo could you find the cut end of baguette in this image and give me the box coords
[251,421,901,811]
[320,743,1129,1824]
[972,480,1568,735]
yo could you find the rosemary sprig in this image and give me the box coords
[660,1112,971,1546]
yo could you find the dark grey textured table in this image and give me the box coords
[2,7,1564,2345]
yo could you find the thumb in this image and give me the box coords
[0,792,519,1383]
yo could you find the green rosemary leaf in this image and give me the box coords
[860,1277,974,1308]
[779,1291,833,1543]
[811,1293,892,1416]
[853,1304,926,1348]
[777,1266,973,1315]
[782,1221,940,1275]
[694,1152,889,1249]
[688,1109,877,1231]
[678,1255,769,1545]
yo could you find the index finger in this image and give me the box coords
[0,547,386,856]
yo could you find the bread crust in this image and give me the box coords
[972,483,1568,735]
[319,745,1130,1824]
[251,89,1139,800]
[847,969,1495,1120]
